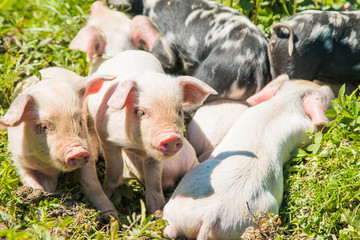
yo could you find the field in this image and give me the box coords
[1,0,360,239]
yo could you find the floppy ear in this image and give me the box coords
[130,16,161,51]
[107,80,137,110]
[78,74,117,100]
[176,76,217,110]
[303,85,334,130]
[1,94,34,127]
[246,74,289,106]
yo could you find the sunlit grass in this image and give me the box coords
[1,0,360,238]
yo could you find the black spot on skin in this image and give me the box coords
[95,43,100,51]
[141,0,272,100]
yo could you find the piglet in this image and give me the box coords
[186,99,249,163]
[85,50,217,212]
[1,67,118,217]
[129,0,272,101]
[268,10,360,85]
[162,75,335,239]
[69,1,136,73]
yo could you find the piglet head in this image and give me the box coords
[247,74,335,131]
[106,73,217,161]
[130,16,161,52]
[69,26,106,60]
[302,85,334,131]
[1,70,116,172]
[1,90,89,172]
[274,79,335,131]
[69,1,107,60]
[70,1,135,60]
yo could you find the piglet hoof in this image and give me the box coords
[163,224,178,239]
[99,209,119,223]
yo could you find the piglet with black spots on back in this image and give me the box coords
[269,10,360,86]
[127,0,273,101]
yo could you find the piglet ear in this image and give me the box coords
[130,16,161,51]
[246,74,289,106]
[80,74,117,99]
[75,74,116,100]
[69,26,106,60]
[176,76,217,109]
[107,80,137,110]
[303,85,335,131]
[0,94,33,127]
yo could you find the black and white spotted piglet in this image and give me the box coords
[269,10,360,86]
[130,0,273,101]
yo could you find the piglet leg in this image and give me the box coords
[18,167,58,192]
[102,144,124,198]
[144,157,165,213]
[77,158,118,217]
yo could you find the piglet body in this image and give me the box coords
[1,67,118,217]
[86,50,216,212]
[163,75,334,239]
[186,99,249,162]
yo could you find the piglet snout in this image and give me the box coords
[159,136,183,156]
[66,146,90,168]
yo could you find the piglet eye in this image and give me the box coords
[134,108,146,118]
[36,123,49,134]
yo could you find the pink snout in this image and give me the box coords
[159,136,183,156]
[66,147,90,168]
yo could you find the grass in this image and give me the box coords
[279,86,360,239]
[0,0,166,239]
[1,0,360,239]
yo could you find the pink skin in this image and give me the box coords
[130,16,161,51]
[85,51,217,213]
[69,1,108,59]
[90,0,106,12]
[163,78,335,239]
[69,1,136,64]
[247,74,289,106]
[69,26,106,60]
[1,67,118,218]
[158,135,183,156]
[303,87,334,130]
[186,99,249,163]
[155,131,183,156]
[65,146,90,168]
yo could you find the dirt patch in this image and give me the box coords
[12,185,55,206]
[11,186,107,238]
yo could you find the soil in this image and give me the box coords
[11,186,106,238]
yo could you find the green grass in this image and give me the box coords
[1,0,360,239]
[280,86,360,239]
[0,1,167,239]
